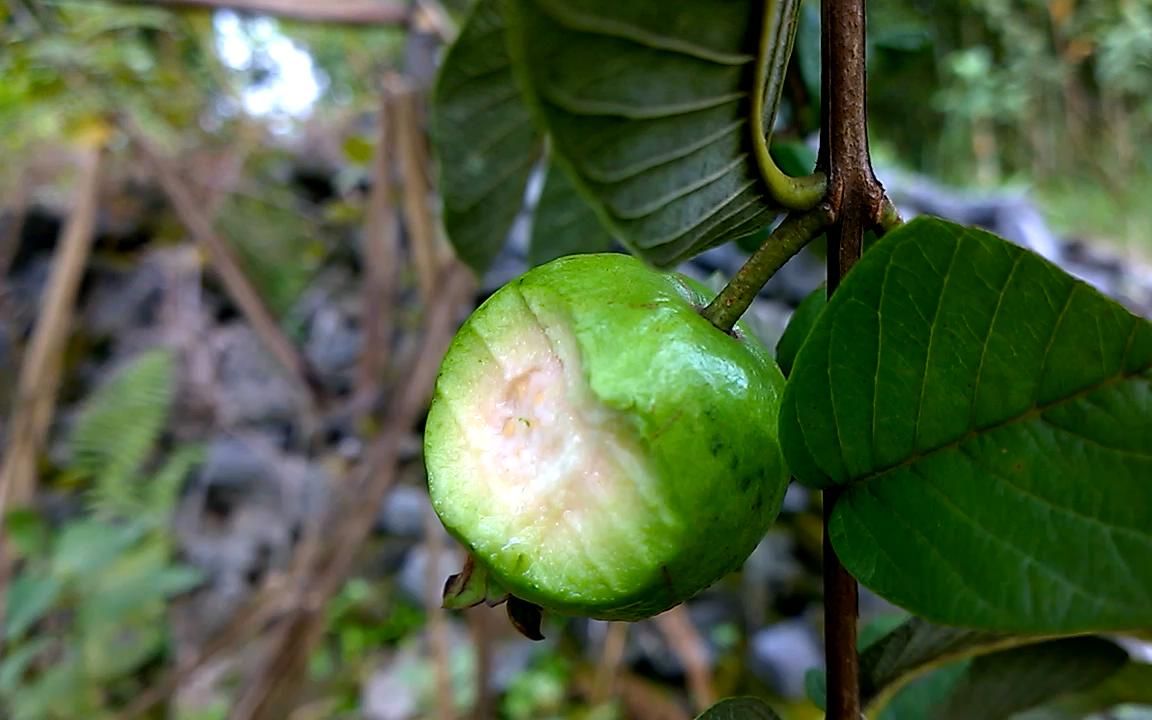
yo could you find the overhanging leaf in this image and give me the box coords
[780,216,1152,631]
[430,0,541,274]
[775,287,825,376]
[529,159,616,266]
[1017,661,1152,718]
[809,619,1132,719]
[694,696,783,720]
[858,616,1014,710]
[806,615,1019,714]
[939,636,1128,720]
[504,0,823,267]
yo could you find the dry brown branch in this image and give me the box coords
[468,606,495,720]
[393,83,442,303]
[425,508,456,720]
[124,121,323,409]
[654,605,716,712]
[0,141,104,651]
[115,579,296,720]
[355,80,402,407]
[119,0,408,25]
[0,145,102,514]
[591,622,629,706]
[231,262,475,719]
[574,666,690,720]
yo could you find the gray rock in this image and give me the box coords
[172,434,329,638]
[749,618,824,699]
[397,541,463,604]
[361,646,422,720]
[206,324,308,433]
[781,484,810,514]
[377,485,434,538]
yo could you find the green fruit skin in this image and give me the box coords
[425,253,789,621]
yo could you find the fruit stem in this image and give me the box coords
[700,206,832,333]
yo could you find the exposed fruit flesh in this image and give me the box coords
[426,253,789,621]
[434,287,669,603]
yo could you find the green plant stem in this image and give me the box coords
[701,207,832,332]
[752,0,827,210]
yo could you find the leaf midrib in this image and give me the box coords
[844,363,1152,489]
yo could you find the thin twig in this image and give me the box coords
[355,80,402,408]
[654,606,716,712]
[125,120,323,409]
[230,263,475,719]
[115,581,296,720]
[0,144,102,512]
[591,622,629,707]
[468,606,495,720]
[0,141,103,653]
[425,508,456,720]
[393,84,441,303]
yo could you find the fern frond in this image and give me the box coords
[70,350,175,518]
[147,445,204,523]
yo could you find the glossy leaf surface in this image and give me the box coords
[780,217,1152,631]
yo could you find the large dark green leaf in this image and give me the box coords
[858,616,1013,708]
[807,615,1022,714]
[780,216,1152,631]
[1017,661,1152,718]
[939,637,1128,720]
[774,287,825,376]
[694,696,782,720]
[504,0,822,267]
[809,618,1132,719]
[528,159,616,266]
[431,0,541,273]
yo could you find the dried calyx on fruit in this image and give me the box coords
[424,253,789,637]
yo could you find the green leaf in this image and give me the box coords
[431,0,541,274]
[780,216,1152,632]
[3,509,49,559]
[770,140,817,178]
[528,160,616,266]
[1018,661,1152,718]
[5,575,61,641]
[939,637,1128,720]
[805,615,1011,714]
[774,287,825,377]
[147,445,205,519]
[857,616,1013,710]
[52,520,142,579]
[694,696,783,719]
[12,656,87,720]
[341,134,375,165]
[878,662,969,720]
[504,0,821,267]
[0,637,54,694]
[71,349,174,517]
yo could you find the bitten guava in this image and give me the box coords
[424,253,788,622]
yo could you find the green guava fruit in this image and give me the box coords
[424,253,788,622]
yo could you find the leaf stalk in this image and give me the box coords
[701,207,832,333]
